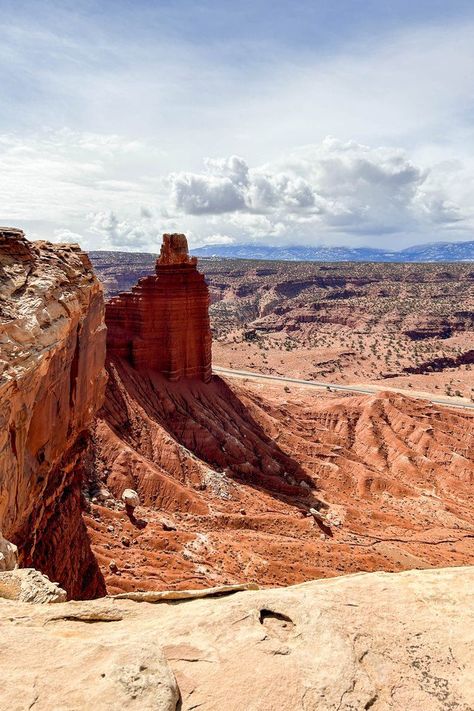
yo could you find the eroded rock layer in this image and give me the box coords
[88,360,474,594]
[0,228,107,598]
[106,234,212,382]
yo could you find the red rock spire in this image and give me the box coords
[157,233,197,267]
[106,233,212,382]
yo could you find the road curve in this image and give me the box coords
[213,366,474,412]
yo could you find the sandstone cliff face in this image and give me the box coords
[0,228,107,598]
[106,234,211,382]
[1,566,473,710]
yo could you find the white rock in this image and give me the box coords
[0,567,473,710]
[121,488,140,509]
[309,507,328,523]
[0,531,18,571]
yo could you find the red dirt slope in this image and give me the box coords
[86,361,474,594]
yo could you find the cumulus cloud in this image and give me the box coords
[204,156,249,186]
[89,210,162,250]
[53,228,84,244]
[0,129,472,252]
[168,137,469,243]
[170,172,245,214]
[170,154,318,216]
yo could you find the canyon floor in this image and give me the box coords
[84,252,474,594]
[87,360,474,594]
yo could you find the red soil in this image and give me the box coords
[87,361,474,594]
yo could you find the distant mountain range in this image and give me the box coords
[191,240,474,262]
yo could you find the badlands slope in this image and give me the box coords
[86,248,474,593]
[88,362,474,594]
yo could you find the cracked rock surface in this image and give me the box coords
[1,566,473,710]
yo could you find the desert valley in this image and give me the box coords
[1,227,473,709]
[3,1,474,707]
[88,248,474,594]
[92,252,474,400]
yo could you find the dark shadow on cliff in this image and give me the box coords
[99,357,321,512]
[12,435,107,600]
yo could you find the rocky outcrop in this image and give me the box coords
[0,530,18,571]
[1,566,473,710]
[403,348,474,374]
[0,567,66,603]
[106,234,212,382]
[0,228,107,598]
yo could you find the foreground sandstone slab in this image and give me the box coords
[1,566,472,710]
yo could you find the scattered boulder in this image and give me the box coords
[309,507,330,525]
[98,487,112,501]
[0,531,18,571]
[0,568,66,603]
[122,488,140,509]
[161,520,177,532]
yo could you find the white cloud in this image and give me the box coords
[204,156,249,186]
[168,137,472,244]
[170,172,245,214]
[2,12,474,251]
[170,155,318,215]
[1,127,473,252]
[53,228,84,244]
[88,210,162,250]
[200,234,235,245]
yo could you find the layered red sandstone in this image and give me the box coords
[106,234,212,382]
[0,228,107,598]
[3,228,472,601]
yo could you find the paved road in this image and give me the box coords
[213,366,474,412]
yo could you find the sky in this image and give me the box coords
[1,0,474,251]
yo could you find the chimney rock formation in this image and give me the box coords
[106,234,212,382]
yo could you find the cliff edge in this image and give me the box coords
[0,228,107,598]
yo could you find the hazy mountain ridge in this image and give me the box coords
[191,239,474,262]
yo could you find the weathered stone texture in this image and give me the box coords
[0,228,107,598]
[106,233,212,382]
[0,566,473,710]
